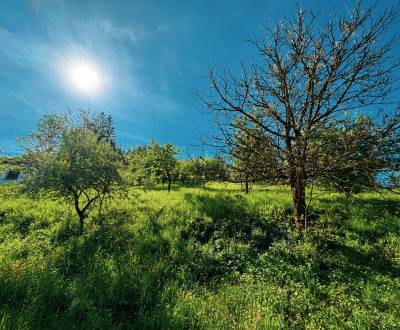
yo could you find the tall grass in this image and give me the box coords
[0,183,399,329]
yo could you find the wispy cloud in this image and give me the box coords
[9,92,43,114]
[97,21,143,45]
[0,0,208,153]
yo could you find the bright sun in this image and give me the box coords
[68,61,103,95]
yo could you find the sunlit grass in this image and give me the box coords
[0,183,399,329]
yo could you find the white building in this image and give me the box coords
[0,169,23,184]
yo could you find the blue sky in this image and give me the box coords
[0,0,398,156]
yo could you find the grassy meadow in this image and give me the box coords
[0,183,399,329]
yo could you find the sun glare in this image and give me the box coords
[67,61,103,95]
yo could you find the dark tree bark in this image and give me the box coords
[167,173,172,192]
[244,177,249,194]
[290,177,306,231]
[73,193,85,234]
[73,191,99,234]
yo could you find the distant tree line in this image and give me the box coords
[125,145,229,191]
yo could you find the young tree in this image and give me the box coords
[177,159,193,184]
[202,3,400,231]
[125,145,158,189]
[229,118,280,193]
[29,128,121,233]
[20,112,122,234]
[203,155,229,183]
[185,157,206,184]
[126,141,179,192]
[147,141,179,192]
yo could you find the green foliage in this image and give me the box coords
[147,141,178,191]
[177,156,229,185]
[314,115,384,194]
[21,113,122,233]
[0,156,24,174]
[35,128,121,232]
[81,111,116,148]
[18,112,69,158]
[0,183,399,329]
[125,145,156,189]
[30,128,120,196]
[126,141,179,191]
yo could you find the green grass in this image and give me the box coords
[0,183,399,329]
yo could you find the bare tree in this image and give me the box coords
[202,2,400,232]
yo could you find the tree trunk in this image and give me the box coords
[291,180,306,233]
[167,173,172,192]
[78,214,84,235]
[73,194,85,235]
[98,195,105,225]
[244,177,249,194]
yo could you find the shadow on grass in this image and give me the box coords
[146,184,184,192]
[318,195,400,218]
[0,209,183,329]
[315,195,400,239]
[307,195,400,284]
[320,240,400,281]
[182,192,291,249]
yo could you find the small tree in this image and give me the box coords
[126,145,158,190]
[177,159,193,184]
[126,141,179,191]
[20,112,122,234]
[147,141,179,192]
[30,128,121,233]
[230,118,279,193]
[203,155,229,183]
